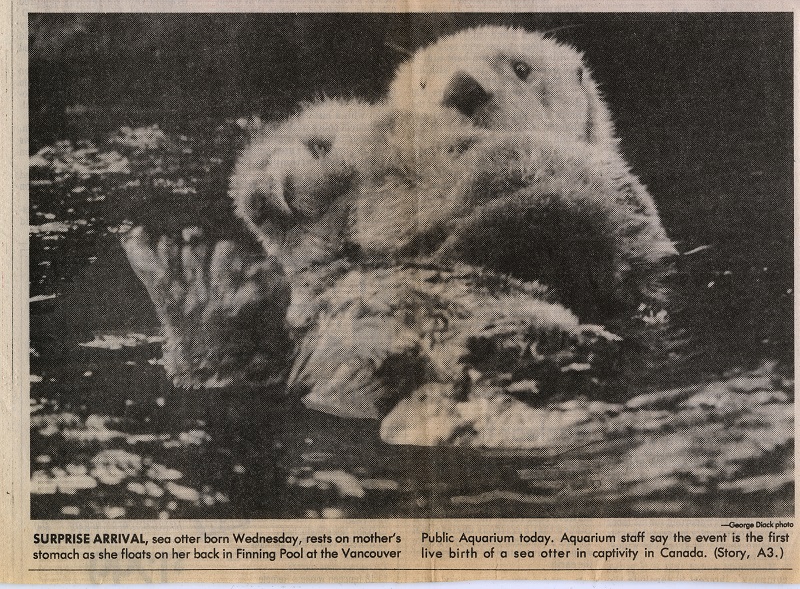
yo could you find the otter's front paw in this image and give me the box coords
[121,226,291,388]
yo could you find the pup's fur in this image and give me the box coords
[232,100,674,320]
[230,99,383,267]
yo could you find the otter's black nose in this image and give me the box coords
[248,189,295,230]
[442,72,491,118]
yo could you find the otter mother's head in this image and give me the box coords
[388,26,617,151]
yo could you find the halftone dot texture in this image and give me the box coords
[31,15,792,518]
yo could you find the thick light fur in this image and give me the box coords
[352,127,675,318]
[230,99,385,267]
[385,26,673,258]
[383,26,676,313]
[123,28,678,428]
[388,26,618,152]
[231,99,674,319]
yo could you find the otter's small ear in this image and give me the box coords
[577,66,583,84]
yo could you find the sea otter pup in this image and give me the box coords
[229,99,493,275]
[230,99,385,266]
[231,99,673,320]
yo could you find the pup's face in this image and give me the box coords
[232,101,490,267]
[231,100,385,258]
[389,26,615,147]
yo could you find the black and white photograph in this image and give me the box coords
[27,12,793,522]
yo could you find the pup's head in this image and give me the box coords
[232,100,489,268]
[389,26,616,150]
[231,99,386,260]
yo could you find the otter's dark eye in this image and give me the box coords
[420,80,427,89]
[306,138,332,160]
[448,137,476,156]
[512,61,532,81]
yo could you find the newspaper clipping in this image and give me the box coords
[2,1,797,584]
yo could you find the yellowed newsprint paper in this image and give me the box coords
[2,0,798,584]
